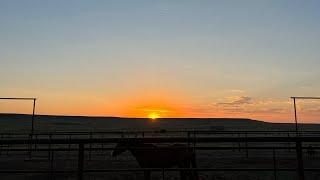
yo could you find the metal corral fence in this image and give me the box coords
[1,130,320,159]
[2,130,320,140]
[0,137,320,180]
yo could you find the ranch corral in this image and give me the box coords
[0,131,320,180]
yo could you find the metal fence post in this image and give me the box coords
[238,133,241,152]
[0,133,3,156]
[78,143,84,180]
[48,133,52,160]
[50,150,54,180]
[296,141,304,180]
[28,133,32,158]
[193,132,196,148]
[273,148,277,180]
[31,99,36,136]
[288,133,291,152]
[89,132,92,160]
[245,132,248,158]
[101,135,104,155]
[162,170,165,180]
[69,134,71,152]
[34,134,38,151]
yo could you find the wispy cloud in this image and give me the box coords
[306,107,320,113]
[128,96,319,121]
[241,107,289,114]
[203,96,295,118]
[229,89,245,93]
[217,96,252,106]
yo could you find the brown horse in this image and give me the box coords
[111,141,199,180]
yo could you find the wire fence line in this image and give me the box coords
[1,130,320,143]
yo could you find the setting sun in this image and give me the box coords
[149,113,159,120]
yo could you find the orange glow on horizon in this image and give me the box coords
[148,113,159,120]
[117,89,189,118]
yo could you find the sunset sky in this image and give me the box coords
[1,1,320,123]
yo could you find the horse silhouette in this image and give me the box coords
[111,140,199,180]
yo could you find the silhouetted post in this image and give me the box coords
[288,133,291,152]
[89,132,92,160]
[0,97,37,159]
[28,133,32,158]
[273,148,277,180]
[0,97,37,134]
[101,135,104,155]
[30,99,36,159]
[69,134,72,152]
[0,133,3,156]
[50,151,54,180]
[48,133,52,160]
[293,98,299,136]
[245,132,248,158]
[31,99,36,136]
[34,134,38,150]
[193,132,196,148]
[238,133,241,152]
[291,97,320,136]
[232,139,235,152]
[162,170,165,180]
[78,143,84,180]
[296,141,304,180]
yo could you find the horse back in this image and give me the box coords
[132,143,193,168]
[156,143,193,163]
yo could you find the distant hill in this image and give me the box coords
[0,113,318,133]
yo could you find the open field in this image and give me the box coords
[2,113,320,133]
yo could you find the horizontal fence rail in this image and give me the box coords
[2,130,320,138]
[2,136,320,144]
[3,130,320,134]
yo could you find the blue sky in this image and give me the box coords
[1,1,320,122]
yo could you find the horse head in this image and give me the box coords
[111,141,128,157]
[111,138,139,157]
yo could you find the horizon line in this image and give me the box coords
[0,112,254,120]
